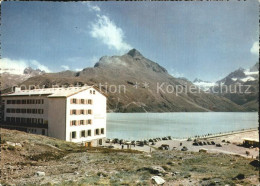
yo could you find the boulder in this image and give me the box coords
[151,176,165,185]
[6,141,16,147]
[233,173,245,180]
[151,166,166,174]
[35,171,45,177]
[249,160,259,167]
[137,166,165,175]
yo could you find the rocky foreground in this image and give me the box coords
[0,128,259,185]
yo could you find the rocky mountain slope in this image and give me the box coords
[13,49,244,112]
[1,67,45,90]
[211,63,259,111]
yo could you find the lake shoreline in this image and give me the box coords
[104,128,259,158]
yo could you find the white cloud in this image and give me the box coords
[169,68,184,78]
[89,56,99,66]
[61,65,70,70]
[75,68,83,72]
[84,2,100,12]
[0,58,51,75]
[90,15,132,53]
[0,58,28,75]
[31,60,51,72]
[250,41,259,55]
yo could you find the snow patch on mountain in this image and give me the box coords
[240,76,256,82]
[193,78,216,91]
[244,70,258,76]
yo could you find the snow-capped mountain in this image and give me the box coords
[193,78,216,91]
[217,63,259,85]
[211,62,259,111]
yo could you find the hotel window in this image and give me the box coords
[6,117,11,122]
[11,109,16,113]
[80,120,84,125]
[41,99,44,104]
[93,90,96,95]
[16,109,21,113]
[71,110,77,115]
[72,120,77,126]
[88,99,92,104]
[87,119,92,124]
[27,118,31,123]
[71,131,76,139]
[81,130,86,138]
[95,129,100,135]
[80,110,84,115]
[11,117,15,122]
[38,109,43,114]
[27,100,30,104]
[38,118,43,124]
[22,100,26,104]
[32,109,36,114]
[32,100,35,104]
[6,109,10,113]
[81,99,85,104]
[17,100,21,104]
[27,109,31,114]
[72,99,77,104]
[88,109,92,114]
[7,100,11,104]
[11,100,16,104]
[21,118,26,123]
[101,128,104,134]
[87,130,91,137]
[90,90,92,94]
[16,118,21,123]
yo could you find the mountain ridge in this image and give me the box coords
[4,49,246,112]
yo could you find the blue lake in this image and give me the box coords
[106,112,258,140]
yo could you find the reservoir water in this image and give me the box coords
[106,112,258,140]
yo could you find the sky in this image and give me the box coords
[0,1,259,82]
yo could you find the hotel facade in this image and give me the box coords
[0,86,107,146]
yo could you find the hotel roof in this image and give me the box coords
[1,86,92,98]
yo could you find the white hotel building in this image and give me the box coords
[0,86,107,146]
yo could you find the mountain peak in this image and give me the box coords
[193,78,211,83]
[23,67,45,75]
[127,48,143,58]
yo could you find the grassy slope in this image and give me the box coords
[0,128,258,185]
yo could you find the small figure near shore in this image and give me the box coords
[121,145,124,149]
[180,142,182,146]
